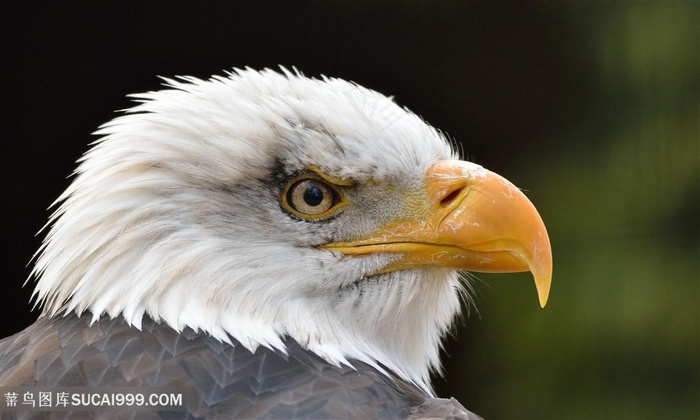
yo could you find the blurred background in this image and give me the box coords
[1,1,697,418]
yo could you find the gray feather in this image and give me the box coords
[0,315,478,419]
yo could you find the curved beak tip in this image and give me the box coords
[536,273,551,308]
[531,249,552,308]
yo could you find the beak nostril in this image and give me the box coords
[440,187,464,208]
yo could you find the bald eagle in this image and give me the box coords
[0,68,551,418]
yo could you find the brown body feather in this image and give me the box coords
[1,314,477,419]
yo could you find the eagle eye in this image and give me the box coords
[282,171,347,220]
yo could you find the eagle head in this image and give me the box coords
[31,68,551,393]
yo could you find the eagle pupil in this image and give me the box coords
[304,187,324,206]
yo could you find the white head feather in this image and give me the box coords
[31,68,465,394]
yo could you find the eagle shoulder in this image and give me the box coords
[0,315,460,418]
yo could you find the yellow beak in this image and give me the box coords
[323,160,552,307]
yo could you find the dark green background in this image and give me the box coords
[1,1,697,418]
